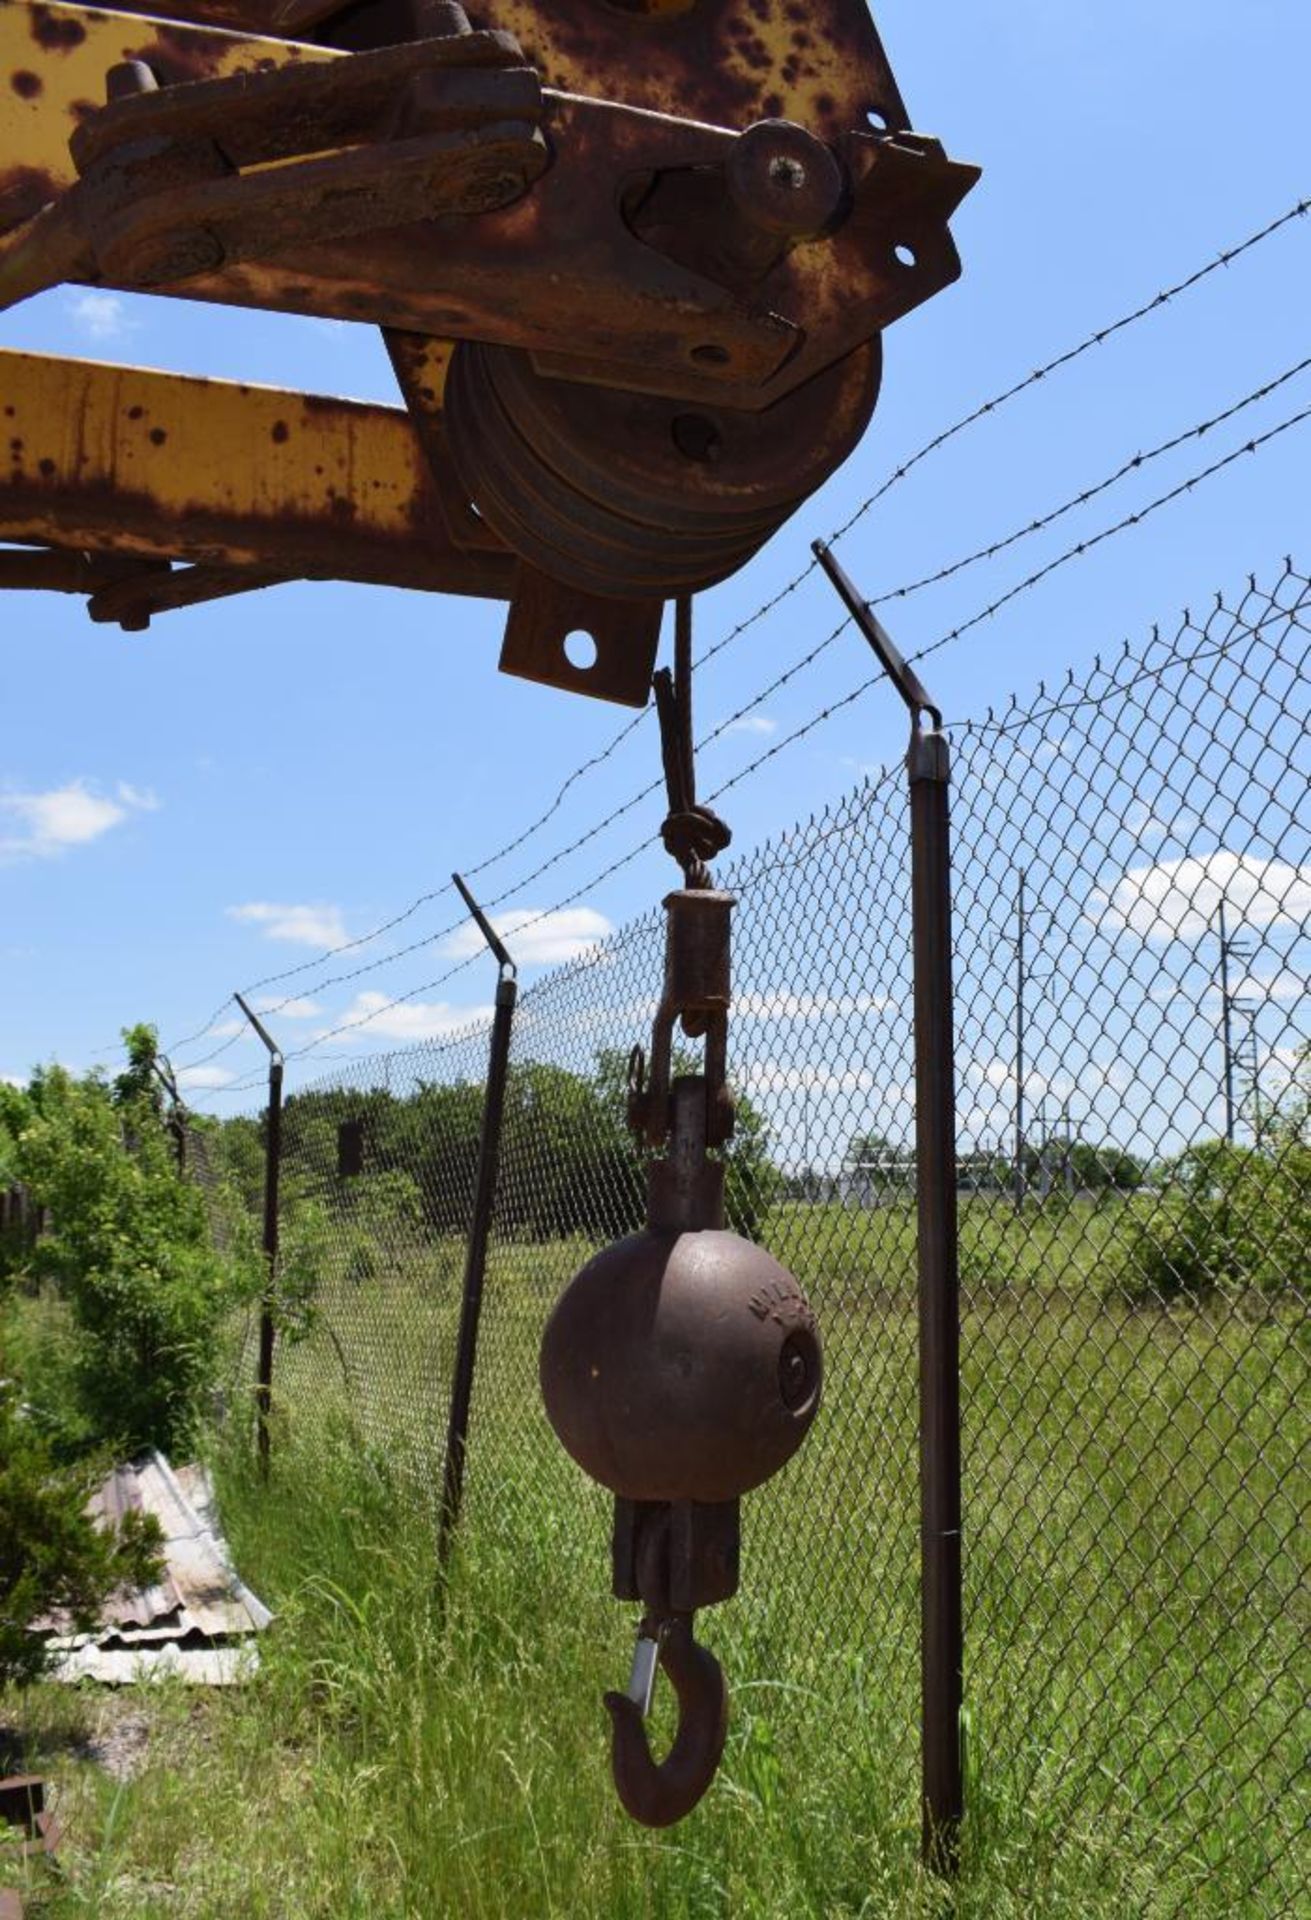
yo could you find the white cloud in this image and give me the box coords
[0,779,156,860]
[1092,852,1311,944]
[228,902,348,949]
[962,1057,1093,1101]
[66,291,134,341]
[300,316,350,342]
[1122,806,1198,845]
[442,906,613,968]
[724,715,777,737]
[208,1017,246,1039]
[115,781,160,813]
[2,1073,23,1089]
[252,995,322,1020]
[325,991,491,1042]
[176,1064,236,1090]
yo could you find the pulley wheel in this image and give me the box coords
[445,336,881,600]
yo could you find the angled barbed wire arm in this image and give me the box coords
[437,874,518,1576]
[235,991,285,1477]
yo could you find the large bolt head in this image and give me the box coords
[726,118,844,238]
[540,1227,822,1504]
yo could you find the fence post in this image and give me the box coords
[815,542,963,1871]
[234,993,283,1478]
[436,873,517,1572]
[151,1054,187,1174]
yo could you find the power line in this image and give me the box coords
[169,194,1308,1061]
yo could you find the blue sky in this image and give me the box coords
[1,0,1308,1117]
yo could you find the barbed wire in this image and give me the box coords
[701,407,1311,804]
[909,398,1311,667]
[206,394,1311,1092]
[461,192,1310,889]
[202,356,1311,1054]
[175,564,825,1053]
[869,356,1311,612]
[960,563,1308,741]
[169,195,1308,1066]
[826,195,1309,546]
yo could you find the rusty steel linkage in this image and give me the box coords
[0,0,978,702]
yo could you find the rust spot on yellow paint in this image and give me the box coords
[29,5,85,52]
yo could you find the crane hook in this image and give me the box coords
[603,1613,729,1828]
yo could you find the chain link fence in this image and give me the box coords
[205,559,1308,1912]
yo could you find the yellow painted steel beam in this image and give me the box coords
[0,347,514,596]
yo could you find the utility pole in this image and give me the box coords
[1001,869,1053,1211]
[1235,1005,1262,1142]
[1216,900,1252,1146]
[991,868,1056,1212]
[803,1079,812,1200]
[1060,1095,1075,1197]
[1218,898,1235,1145]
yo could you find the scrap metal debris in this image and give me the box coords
[34,1453,271,1686]
[0,1774,59,1919]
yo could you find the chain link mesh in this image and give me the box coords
[203,559,1309,1911]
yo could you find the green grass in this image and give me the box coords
[2,1200,1305,1916]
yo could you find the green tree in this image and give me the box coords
[13,1044,257,1452]
[231,1047,782,1251]
[1061,1139,1145,1192]
[1121,1048,1308,1300]
[0,1367,162,1687]
[844,1129,914,1199]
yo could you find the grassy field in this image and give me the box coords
[1,1200,1305,1916]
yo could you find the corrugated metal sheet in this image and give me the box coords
[36,1451,271,1686]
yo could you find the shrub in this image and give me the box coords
[1118,1055,1309,1302]
[0,1371,162,1688]
[11,1045,258,1454]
